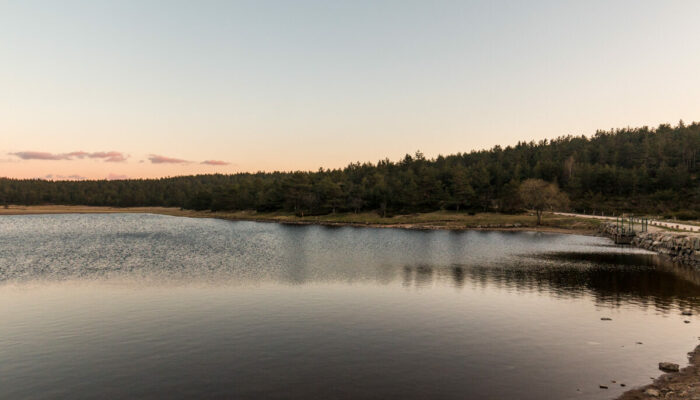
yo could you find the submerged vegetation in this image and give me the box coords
[1,122,699,217]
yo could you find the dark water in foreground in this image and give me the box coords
[1,214,699,400]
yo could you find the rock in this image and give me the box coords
[601,317,612,321]
[601,224,700,269]
[599,384,608,389]
[620,383,626,387]
[685,320,691,324]
[644,388,660,397]
[682,311,692,316]
[637,342,643,344]
[659,362,680,372]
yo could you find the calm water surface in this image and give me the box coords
[1,214,699,399]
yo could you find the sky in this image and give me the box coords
[2,0,700,180]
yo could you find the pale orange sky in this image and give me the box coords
[2,1,699,180]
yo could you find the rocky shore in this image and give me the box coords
[631,231,700,269]
[617,345,700,400]
[601,224,700,269]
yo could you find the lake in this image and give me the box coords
[1,213,698,399]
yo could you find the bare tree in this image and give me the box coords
[519,179,569,225]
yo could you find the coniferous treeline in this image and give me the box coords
[1,122,699,217]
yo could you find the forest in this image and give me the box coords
[2,122,699,218]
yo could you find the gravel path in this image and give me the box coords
[553,212,700,234]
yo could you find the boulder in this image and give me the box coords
[658,362,679,372]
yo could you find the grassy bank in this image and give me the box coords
[0,205,602,234]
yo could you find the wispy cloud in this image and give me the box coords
[201,160,230,166]
[12,151,71,160]
[69,151,128,162]
[10,151,128,162]
[42,174,88,181]
[10,150,228,170]
[107,173,129,180]
[148,154,190,164]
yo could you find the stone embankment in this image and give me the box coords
[631,231,700,269]
[601,224,700,268]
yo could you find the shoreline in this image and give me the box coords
[617,344,700,399]
[0,205,601,236]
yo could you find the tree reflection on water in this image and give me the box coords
[400,252,700,313]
